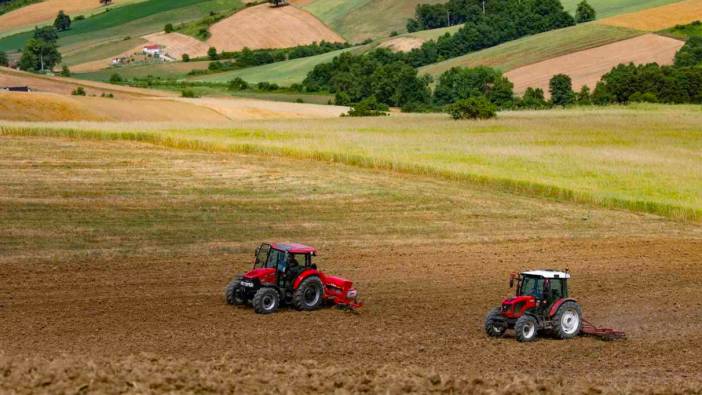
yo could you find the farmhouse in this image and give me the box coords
[142,44,161,56]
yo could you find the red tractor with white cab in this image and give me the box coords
[224,243,362,314]
[485,270,582,342]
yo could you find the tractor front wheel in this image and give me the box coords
[553,301,582,339]
[484,308,507,338]
[293,276,324,311]
[252,287,280,314]
[515,315,538,342]
[224,277,245,305]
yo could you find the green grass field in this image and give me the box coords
[561,0,683,19]
[662,20,702,39]
[419,23,641,77]
[62,37,148,67]
[2,105,701,221]
[75,60,212,81]
[191,46,366,85]
[0,0,242,52]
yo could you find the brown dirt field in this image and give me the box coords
[378,36,425,52]
[505,34,685,95]
[206,4,345,52]
[1,136,702,393]
[0,66,172,98]
[599,0,702,31]
[144,32,211,59]
[0,0,125,34]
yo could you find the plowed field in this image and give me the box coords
[1,135,701,393]
[599,0,702,31]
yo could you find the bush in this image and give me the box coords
[629,92,658,103]
[182,53,190,62]
[74,15,85,21]
[0,51,8,67]
[520,87,548,109]
[101,93,114,98]
[109,73,123,84]
[345,97,389,117]
[227,77,248,91]
[295,98,304,103]
[577,85,591,105]
[434,66,513,108]
[60,65,71,77]
[674,36,702,67]
[446,96,496,120]
[181,89,197,98]
[256,81,279,91]
[71,87,86,96]
[164,23,174,33]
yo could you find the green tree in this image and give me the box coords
[549,74,575,106]
[54,10,72,31]
[181,53,190,62]
[227,77,248,91]
[674,36,702,67]
[60,65,71,77]
[446,96,497,120]
[0,51,8,67]
[164,23,174,33]
[434,66,514,108]
[71,86,86,96]
[575,1,596,23]
[19,27,62,72]
[207,47,218,60]
[577,85,591,105]
[345,96,389,117]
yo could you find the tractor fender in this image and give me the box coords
[292,269,322,289]
[549,298,578,317]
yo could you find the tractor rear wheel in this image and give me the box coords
[224,277,245,305]
[515,315,538,342]
[553,301,582,339]
[252,287,280,314]
[292,276,324,311]
[484,308,507,338]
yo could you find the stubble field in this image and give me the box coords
[1,110,702,393]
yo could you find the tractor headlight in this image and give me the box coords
[347,289,358,299]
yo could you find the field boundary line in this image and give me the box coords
[1,125,699,222]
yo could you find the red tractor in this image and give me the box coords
[485,270,582,342]
[224,243,362,314]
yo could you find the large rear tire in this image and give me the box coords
[553,301,582,339]
[484,308,507,338]
[252,287,280,314]
[292,276,324,311]
[224,277,245,305]
[515,315,538,342]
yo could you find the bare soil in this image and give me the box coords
[378,36,425,52]
[1,136,701,393]
[207,3,344,52]
[0,0,116,34]
[505,34,684,95]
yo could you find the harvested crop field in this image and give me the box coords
[144,32,210,59]
[378,36,425,52]
[505,33,685,95]
[0,134,701,393]
[599,0,702,31]
[206,4,344,53]
[0,0,116,34]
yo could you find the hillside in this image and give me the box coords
[598,0,702,31]
[505,33,685,95]
[206,3,344,52]
[190,45,366,85]
[418,24,639,77]
[300,0,447,42]
[560,0,683,18]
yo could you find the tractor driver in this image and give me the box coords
[284,254,303,285]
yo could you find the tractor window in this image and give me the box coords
[520,276,544,298]
[254,244,271,269]
[549,279,564,299]
[266,249,285,269]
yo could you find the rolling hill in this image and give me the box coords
[560,0,684,18]
[598,0,702,31]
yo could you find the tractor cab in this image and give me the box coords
[514,270,569,305]
[225,242,362,314]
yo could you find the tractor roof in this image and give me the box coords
[522,270,570,279]
[270,242,316,254]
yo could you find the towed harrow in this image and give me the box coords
[581,318,626,341]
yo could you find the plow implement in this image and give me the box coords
[581,319,626,341]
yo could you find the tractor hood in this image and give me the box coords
[243,268,276,280]
[323,275,353,291]
[502,295,535,306]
